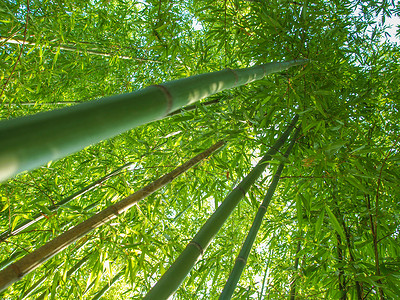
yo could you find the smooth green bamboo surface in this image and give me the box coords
[0,141,225,292]
[219,128,300,300]
[0,162,133,242]
[0,59,307,182]
[143,116,298,300]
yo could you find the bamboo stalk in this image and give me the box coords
[0,140,225,292]
[219,128,299,300]
[91,268,125,300]
[0,162,133,242]
[0,36,160,62]
[0,59,307,182]
[20,249,90,299]
[2,97,221,114]
[289,241,302,300]
[167,98,222,117]
[144,117,298,300]
[34,253,91,300]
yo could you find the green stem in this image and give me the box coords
[91,268,125,300]
[219,128,299,300]
[0,59,307,182]
[289,240,302,300]
[0,36,160,62]
[35,253,91,300]
[144,116,298,300]
[0,140,225,292]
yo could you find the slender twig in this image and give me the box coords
[0,37,161,63]
[365,193,384,300]
[0,25,23,47]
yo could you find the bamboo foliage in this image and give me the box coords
[91,268,125,300]
[0,59,307,182]
[0,162,133,242]
[144,116,298,300]
[219,128,299,299]
[0,140,225,292]
[0,37,159,62]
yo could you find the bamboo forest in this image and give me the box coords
[0,0,399,299]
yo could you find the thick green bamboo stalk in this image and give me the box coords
[0,140,225,292]
[0,162,133,242]
[143,117,298,300]
[91,268,125,300]
[167,98,222,117]
[0,59,307,182]
[219,128,299,300]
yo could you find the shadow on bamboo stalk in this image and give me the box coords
[0,59,307,182]
[0,140,225,292]
[143,116,299,300]
[219,128,300,300]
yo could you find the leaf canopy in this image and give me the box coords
[1,0,399,299]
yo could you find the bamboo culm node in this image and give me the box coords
[0,59,307,182]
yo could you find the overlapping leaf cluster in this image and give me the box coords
[1,0,399,299]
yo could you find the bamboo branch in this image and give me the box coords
[35,253,91,300]
[144,116,298,300]
[0,140,225,292]
[365,193,384,299]
[289,240,302,300]
[0,1,30,98]
[91,268,125,300]
[0,36,161,63]
[341,217,363,299]
[336,232,346,299]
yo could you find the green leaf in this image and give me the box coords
[345,175,370,194]
[296,195,303,229]
[325,206,346,241]
[315,209,325,240]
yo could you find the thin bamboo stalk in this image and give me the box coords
[91,268,125,300]
[289,240,302,300]
[0,59,307,182]
[34,253,91,300]
[219,128,299,300]
[0,140,225,292]
[0,162,133,242]
[0,36,160,62]
[18,243,88,299]
[144,116,298,300]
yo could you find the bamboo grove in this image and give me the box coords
[1,0,400,299]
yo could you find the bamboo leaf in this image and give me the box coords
[325,206,346,241]
[315,209,325,241]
